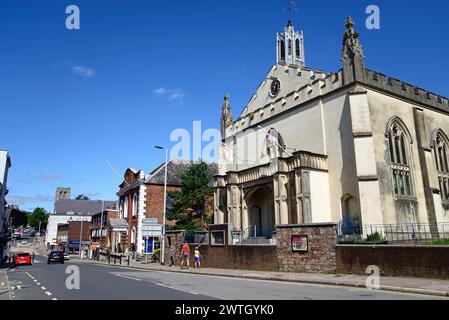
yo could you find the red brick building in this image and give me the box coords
[89,205,119,249]
[117,160,217,254]
[56,221,90,253]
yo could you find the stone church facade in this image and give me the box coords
[214,17,449,238]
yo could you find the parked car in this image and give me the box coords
[63,253,70,260]
[14,253,32,266]
[47,251,64,264]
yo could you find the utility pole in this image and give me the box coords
[155,145,168,265]
[99,200,104,248]
[79,220,84,259]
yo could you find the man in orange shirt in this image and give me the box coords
[180,242,190,269]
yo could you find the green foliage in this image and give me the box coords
[75,194,90,200]
[10,209,28,227]
[167,161,213,232]
[27,207,49,231]
[365,232,385,243]
[426,238,449,246]
[338,232,388,245]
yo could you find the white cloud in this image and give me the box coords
[71,65,96,78]
[6,194,53,206]
[153,87,186,105]
[153,87,168,95]
[14,172,62,183]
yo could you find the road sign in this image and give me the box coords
[141,224,163,237]
[142,218,158,225]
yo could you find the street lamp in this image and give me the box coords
[99,200,104,247]
[155,145,168,265]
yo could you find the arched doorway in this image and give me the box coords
[246,187,275,238]
[250,205,262,235]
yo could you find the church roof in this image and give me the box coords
[145,160,218,186]
[54,199,117,215]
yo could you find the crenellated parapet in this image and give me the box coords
[362,68,449,113]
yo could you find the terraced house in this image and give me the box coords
[215,17,449,241]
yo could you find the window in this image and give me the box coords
[296,38,300,58]
[387,119,414,197]
[119,200,124,219]
[288,40,292,56]
[280,40,285,60]
[433,130,449,202]
[132,193,137,217]
[124,197,129,219]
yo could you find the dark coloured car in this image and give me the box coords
[47,251,64,264]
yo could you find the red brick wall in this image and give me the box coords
[336,245,449,279]
[146,184,179,223]
[68,221,90,242]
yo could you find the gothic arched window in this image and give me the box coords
[387,119,414,197]
[288,40,292,56]
[433,130,449,201]
[280,40,285,60]
[296,39,300,58]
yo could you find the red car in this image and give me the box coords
[14,253,32,266]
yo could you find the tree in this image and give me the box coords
[28,208,49,231]
[75,194,90,200]
[10,209,28,228]
[167,162,214,232]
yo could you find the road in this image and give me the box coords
[4,255,444,300]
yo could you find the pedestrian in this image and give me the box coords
[31,251,35,264]
[194,246,202,269]
[180,242,190,269]
[169,246,176,267]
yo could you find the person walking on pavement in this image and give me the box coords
[180,242,190,269]
[169,246,176,267]
[31,251,35,264]
[194,246,202,269]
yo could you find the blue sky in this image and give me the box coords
[1,0,448,212]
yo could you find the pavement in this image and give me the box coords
[0,268,11,300]
[73,255,449,298]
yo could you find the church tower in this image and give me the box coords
[55,187,71,202]
[276,19,305,67]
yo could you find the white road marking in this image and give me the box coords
[37,282,41,285]
[156,283,199,295]
[52,298,58,301]
[17,285,21,290]
[45,291,52,296]
[41,286,46,290]
[33,279,37,282]
[113,274,142,282]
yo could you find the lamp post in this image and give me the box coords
[99,200,104,247]
[79,220,84,259]
[155,145,168,265]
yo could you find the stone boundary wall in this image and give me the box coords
[276,224,337,273]
[336,245,449,279]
